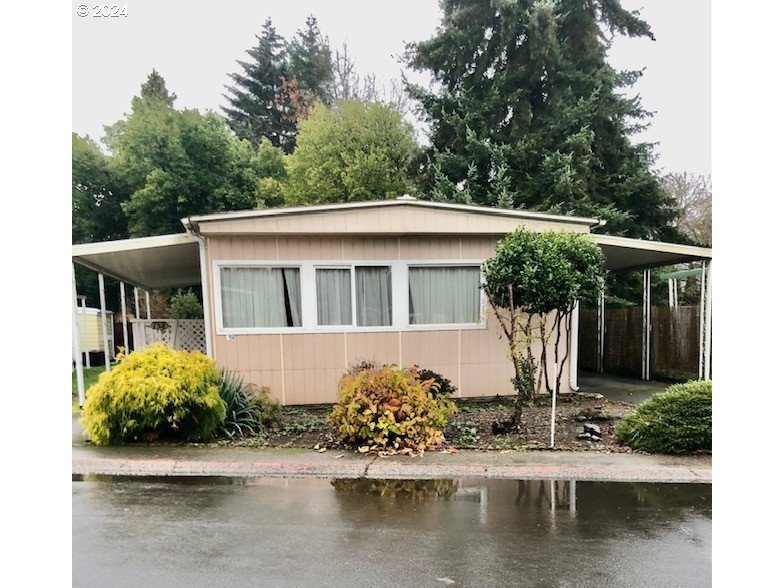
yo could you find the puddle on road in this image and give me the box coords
[73,475,711,586]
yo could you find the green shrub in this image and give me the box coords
[81,344,226,445]
[616,380,712,454]
[168,289,203,319]
[330,365,458,454]
[217,371,280,438]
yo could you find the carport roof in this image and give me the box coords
[71,233,201,289]
[593,234,711,271]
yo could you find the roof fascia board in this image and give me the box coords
[71,233,195,257]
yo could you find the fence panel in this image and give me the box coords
[578,305,701,380]
[578,307,599,371]
[603,307,643,378]
[651,306,700,380]
[129,319,206,353]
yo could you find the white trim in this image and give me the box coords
[98,272,111,371]
[194,233,214,358]
[72,233,195,257]
[212,258,488,336]
[72,263,85,406]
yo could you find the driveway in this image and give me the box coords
[577,370,669,404]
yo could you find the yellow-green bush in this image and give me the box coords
[81,344,226,445]
[329,365,458,453]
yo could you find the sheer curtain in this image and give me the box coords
[355,266,392,326]
[221,267,302,328]
[409,266,480,324]
[316,268,352,325]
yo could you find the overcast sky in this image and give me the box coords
[72,0,710,176]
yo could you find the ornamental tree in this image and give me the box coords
[483,229,604,425]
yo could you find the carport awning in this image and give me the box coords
[70,231,712,289]
[72,234,200,289]
[591,235,711,271]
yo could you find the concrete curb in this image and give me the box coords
[73,451,712,483]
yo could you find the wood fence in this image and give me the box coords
[579,305,700,380]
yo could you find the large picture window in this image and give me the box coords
[409,266,481,325]
[214,259,486,333]
[220,267,302,328]
[355,266,392,326]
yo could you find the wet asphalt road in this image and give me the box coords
[73,476,710,587]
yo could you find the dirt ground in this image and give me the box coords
[216,394,637,453]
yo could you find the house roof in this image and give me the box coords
[182,196,603,233]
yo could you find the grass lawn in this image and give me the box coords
[72,365,109,414]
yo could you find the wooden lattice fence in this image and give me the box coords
[130,319,206,353]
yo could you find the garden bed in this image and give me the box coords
[209,394,639,453]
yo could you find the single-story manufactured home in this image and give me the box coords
[72,196,712,405]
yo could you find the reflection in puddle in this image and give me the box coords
[331,478,458,500]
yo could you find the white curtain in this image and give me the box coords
[409,266,480,324]
[221,267,302,328]
[316,269,352,325]
[355,266,392,326]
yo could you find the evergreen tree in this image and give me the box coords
[288,15,333,104]
[406,0,680,240]
[222,19,293,150]
[137,69,177,107]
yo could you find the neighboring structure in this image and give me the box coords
[75,297,114,366]
[72,197,713,405]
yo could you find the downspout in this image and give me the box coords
[569,300,580,391]
[183,218,214,358]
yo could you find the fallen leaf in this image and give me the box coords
[333,454,344,459]
[313,444,320,450]
[318,447,327,453]
[436,578,456,585]
[358,446,369,453]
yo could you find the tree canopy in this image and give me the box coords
[406,0,680,240]
[283,100,417,204]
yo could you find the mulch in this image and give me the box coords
[218,395,637,453]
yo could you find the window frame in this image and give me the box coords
[213,261,307,335]
[212,259,487,336]
[407,263,485,329]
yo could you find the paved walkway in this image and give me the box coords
[577,370,670,404]
[73,444,711,483]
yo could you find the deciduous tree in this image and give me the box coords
[483,229,604,426]
[283,101,417,204]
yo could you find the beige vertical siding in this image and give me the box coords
[205,233,575,404]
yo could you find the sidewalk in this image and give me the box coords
[73,444,711,483]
